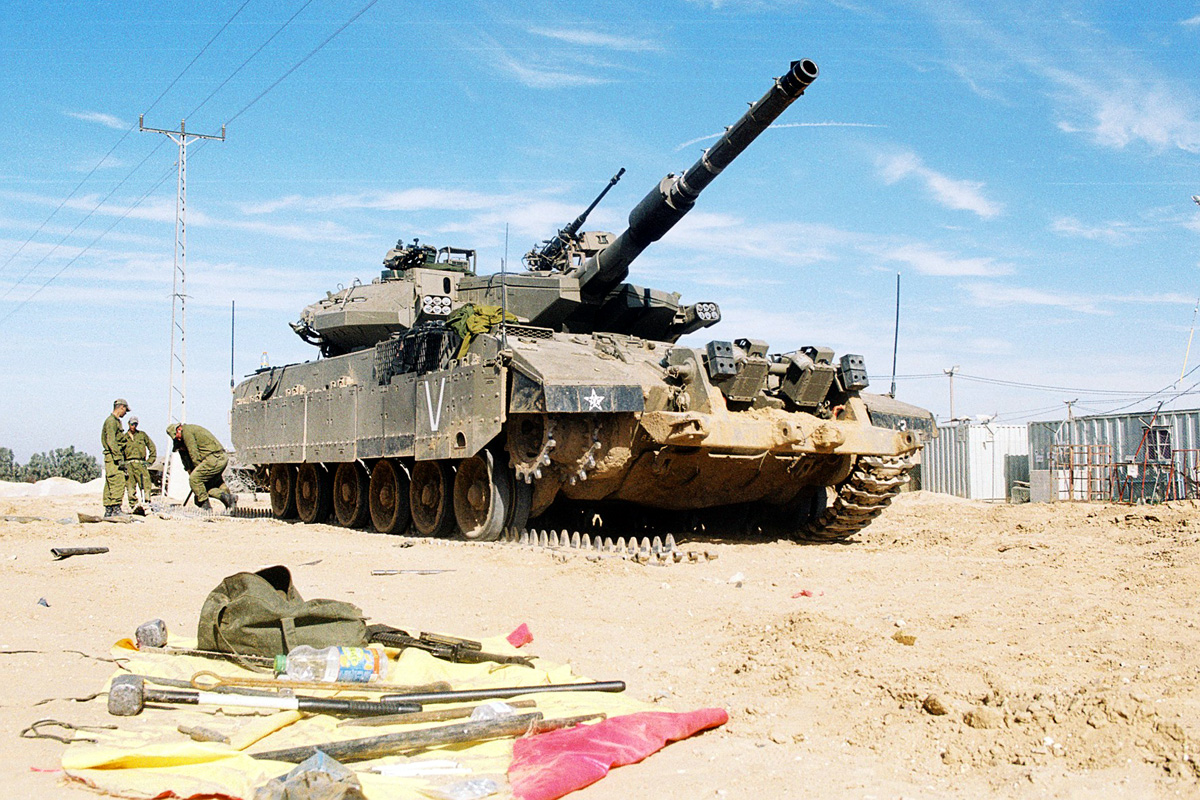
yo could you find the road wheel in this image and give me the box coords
[453,451,528,541]
[369,460,411,535]
[410,461,456,537]
[296,463,332,524]
[333,462,371,528]
[269,464,297,519]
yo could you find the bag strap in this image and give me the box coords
[280,616,297,652]
[213,608,276,673]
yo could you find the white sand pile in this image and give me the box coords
[0,476,103,498]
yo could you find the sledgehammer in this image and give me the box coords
[107,674,422,718]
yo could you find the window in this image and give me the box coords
[1144,427,1171,462]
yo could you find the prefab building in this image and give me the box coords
[1028,407,1200,502]
[923,421,1029,501]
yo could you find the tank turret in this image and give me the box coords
[287,60,820,354]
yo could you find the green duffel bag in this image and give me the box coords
[197,565,368,658]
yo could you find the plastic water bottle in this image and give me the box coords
[274,645,383,683]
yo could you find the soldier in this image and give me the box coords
[165,422,236,511]
[122,416,156,505]
[101,399,129,517]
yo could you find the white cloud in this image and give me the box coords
[65,110,128,130]
[494,52,610,89]
[963,282,1103,313]
[1182,15,1200,26]
[877,243,1012,277]
[1050,216,1133,243]
[528,27,662,52]
[1044,66,1200,153]
[877,151,1003,218]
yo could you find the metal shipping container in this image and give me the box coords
[924,421,1029,501]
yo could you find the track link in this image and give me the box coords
[800,455,914,542]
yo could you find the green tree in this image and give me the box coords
[19,447,100,483]
[0,447,15,482]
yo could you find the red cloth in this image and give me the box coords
[507,623,534,648]
[508,708,728,800]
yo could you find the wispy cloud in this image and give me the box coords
[1050,216,1135,243]
[528,27,662,52]
[65,110,128,130]
[963,282,1193,314]
[877,151,1003,218]
[1046,66,1200,153]
[877,242,1012,277]
[1182,15,1200,26]
[923,5,1200,154]
[675,122,884,151]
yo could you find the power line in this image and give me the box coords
[225,0,383,126]
[0,0,253,279]
[0,166,178,325]
[0,0,381,322]
[185,0,318,121]
[0,139,169,301]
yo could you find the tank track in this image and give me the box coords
[799,455,914,541]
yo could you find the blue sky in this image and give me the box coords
[2,0,1200,460]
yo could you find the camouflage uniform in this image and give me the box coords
[122,427,156,502]
[101,413,126,508]
[166,423,231,506]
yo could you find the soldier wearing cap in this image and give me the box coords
[166,422,236,511]
[101,399,129,517]
[122,416,156,505]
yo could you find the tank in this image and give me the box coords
[232,59,935,542]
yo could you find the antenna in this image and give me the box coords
[1181,298,1199,383]
[230,300,236,390]
[501,224,509,350]
[943,365,959,422]
[140,116,225,499]
[889,272,900,398]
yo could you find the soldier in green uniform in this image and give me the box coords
[166,422,236,511]
[101,399,130,517]
[122,417,156,505]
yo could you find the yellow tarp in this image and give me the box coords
[64,634,655,799]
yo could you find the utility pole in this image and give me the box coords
[140,116,225,499]
[943,365,959,422]
[1064,398,1078,422]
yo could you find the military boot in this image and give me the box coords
[197,499,212,511]
[103,505,119,518]
[220,490,237,513]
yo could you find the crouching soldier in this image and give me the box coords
[166,422,236,511]
[123,417,156,504]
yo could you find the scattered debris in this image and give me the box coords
[892,631,916,646]
[371,569,455,576]
[922,695,951,716]
[50,546,109,561]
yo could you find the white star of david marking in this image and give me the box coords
[584,388,605,411]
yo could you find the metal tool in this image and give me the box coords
[50,546,109,560]
[380,680,625,705]
[189,670,452,695]
[107,674,422,718]
[21,718,117,744]
[338,698,537,728]
[252,712,604,764]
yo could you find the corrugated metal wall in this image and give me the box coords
[924,421,1029,500]
[1026,408,1200,501]
[1028,408,1200,469]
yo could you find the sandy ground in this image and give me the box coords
[3,490,1200,799]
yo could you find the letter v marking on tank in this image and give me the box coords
[423,378,447,432]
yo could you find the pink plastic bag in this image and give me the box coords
[509,708,728,800]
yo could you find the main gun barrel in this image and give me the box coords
[572,59,819,297]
